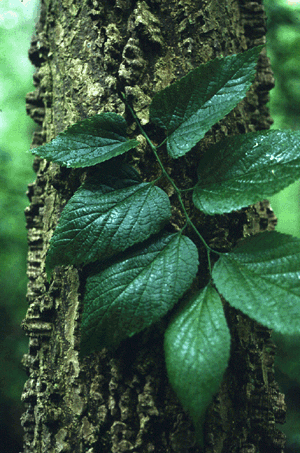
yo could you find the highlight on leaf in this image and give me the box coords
[80,231,199,355]
[150,45,263,159]
[31,112,139,168]
[46,162,171,275]
[164,284,230,445]
[193,129,300,215]
[212,231,300,334]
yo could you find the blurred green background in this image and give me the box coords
[0,0,300,452]
[267,0,300,240]
[0,1,38,451]
[265,1,300,450]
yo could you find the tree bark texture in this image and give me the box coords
[23,0,286,452]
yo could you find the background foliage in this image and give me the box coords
[264,1,300,450]
[0,1,38,451]
[266,0,300,239]
[0,0,299,451]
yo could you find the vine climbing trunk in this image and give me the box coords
[22,0,286,452]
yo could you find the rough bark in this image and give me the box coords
[22,0,286,452]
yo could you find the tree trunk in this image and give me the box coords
[22,0,286,452]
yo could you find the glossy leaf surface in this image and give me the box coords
[213,231,300,334]
[164,284,230,445]
[150,46,262,158]
[31,113,139,168]
[80,232,199,354]
[46,163,171,273]
[193,130,300,215]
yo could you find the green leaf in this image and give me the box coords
[80,231,199,354]
[31,113,139,168]
[149,46,262,158]
[164,284,230,445]
[46,163,171,272]
[193,129,300,215]
[212,231,300,334]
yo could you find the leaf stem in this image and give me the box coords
[122,94,170,178]
[156,137,168,148]
[123,94,221,269]
[178,186,196,193]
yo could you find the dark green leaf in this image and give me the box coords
[213,231,300,334]
[150,46,262,158]
[31,113,139,168]
[193,130,300,215]
[46,163,171,272]
[80,232,199,354]
[164,284,230,445]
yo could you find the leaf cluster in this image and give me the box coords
[31,46,300,445]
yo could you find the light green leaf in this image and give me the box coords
[149,46,262,158]
[31,113,139,168]
[193,130,300,215]
[80,232,199,355]
[46,163,171,273]
[164,284,230,445]
[213,231,300,334]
